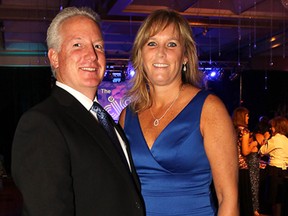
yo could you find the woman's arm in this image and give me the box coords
[241,133,258,155]
[201,94,239,216]
[118,107,127,128]
[255,133,265,146]
[259,136,275,155]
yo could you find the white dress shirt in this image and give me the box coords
[259,133,288,169]
[56,81,131,170]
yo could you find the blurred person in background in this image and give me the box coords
[259,116,288,216]
[232,106,258,216]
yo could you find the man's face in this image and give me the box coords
[49,15,106,99]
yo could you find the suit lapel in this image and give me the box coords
[101,111,141,190]
[51,87,134,182]
[114,123,142,190]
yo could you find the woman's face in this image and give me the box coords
[245,113,249,125]
[271,126,276,135]
[141,24,188,87]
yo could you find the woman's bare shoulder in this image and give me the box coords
[118,107,127,128]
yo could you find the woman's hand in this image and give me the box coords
[250,140,258,152]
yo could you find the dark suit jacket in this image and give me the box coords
[12,86,145,216]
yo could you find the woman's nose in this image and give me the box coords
[157,46,166,57]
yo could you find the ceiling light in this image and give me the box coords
[271,43,281,48]
[281,0,288,9]
[202,27,208,36]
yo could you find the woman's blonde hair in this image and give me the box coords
[127,9,203,112]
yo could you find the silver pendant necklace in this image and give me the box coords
[149,85,182,127]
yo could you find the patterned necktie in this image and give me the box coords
[91,102,128,166]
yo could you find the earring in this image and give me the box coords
[183,63,187,72]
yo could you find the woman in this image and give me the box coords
[119,9,238,216]
[252,117,272,215]
[232,106,258,216]
[259,116,288,216]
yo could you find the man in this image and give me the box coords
[11,7,145,216]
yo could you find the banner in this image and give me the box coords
[98,80,130,122]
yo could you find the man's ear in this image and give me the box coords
[48,49,59,69]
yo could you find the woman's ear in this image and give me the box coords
[48,49,59,69]
[271,127,276,134]
[183,56,188,65]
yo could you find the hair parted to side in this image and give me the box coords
[46,7,101,77]
[127,9,203,112]
[232,106,249,128]
[269,116,288,136]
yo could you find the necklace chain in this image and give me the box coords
[149,85,183,127]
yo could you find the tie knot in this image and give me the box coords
[91,102,110,123]
[91,101,102,111]
[91,102,107,113]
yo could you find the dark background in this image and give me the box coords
[1,66,287,174]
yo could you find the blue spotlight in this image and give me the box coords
[209,71,217,78]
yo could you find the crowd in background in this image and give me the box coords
[232,106,288,216]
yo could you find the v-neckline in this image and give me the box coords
[137,90,203,151]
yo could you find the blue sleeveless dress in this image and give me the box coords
[124,90,216,216]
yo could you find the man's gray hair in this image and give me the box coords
[46,7,101,77]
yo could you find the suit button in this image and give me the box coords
[135,201,141,209]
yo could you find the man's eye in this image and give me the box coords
[95,44,104,50]
[147,41,156,46]
[73,43,81,47]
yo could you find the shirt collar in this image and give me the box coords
[56,81,96,111]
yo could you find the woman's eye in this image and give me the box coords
[73,43,81,47]
[167,42,177,47]
[147,41,156,46]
